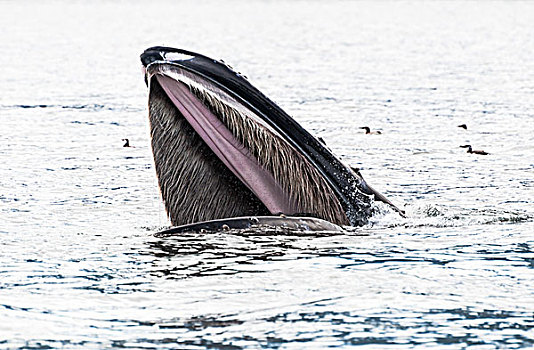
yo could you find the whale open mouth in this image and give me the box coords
[152,68,304,217]
[141,47,401,227]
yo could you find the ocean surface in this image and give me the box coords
[1,1,533,349]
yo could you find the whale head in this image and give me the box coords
[140,46,400,227]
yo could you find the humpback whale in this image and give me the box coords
[140,46,403,231]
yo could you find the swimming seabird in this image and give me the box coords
[459,145,489,155]
[360,126,382,135]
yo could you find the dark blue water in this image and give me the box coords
[1,1,533,348]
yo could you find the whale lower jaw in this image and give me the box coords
[154,216,345,236]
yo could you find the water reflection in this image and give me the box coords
[141,230,364,280]
[97,307,534,349]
